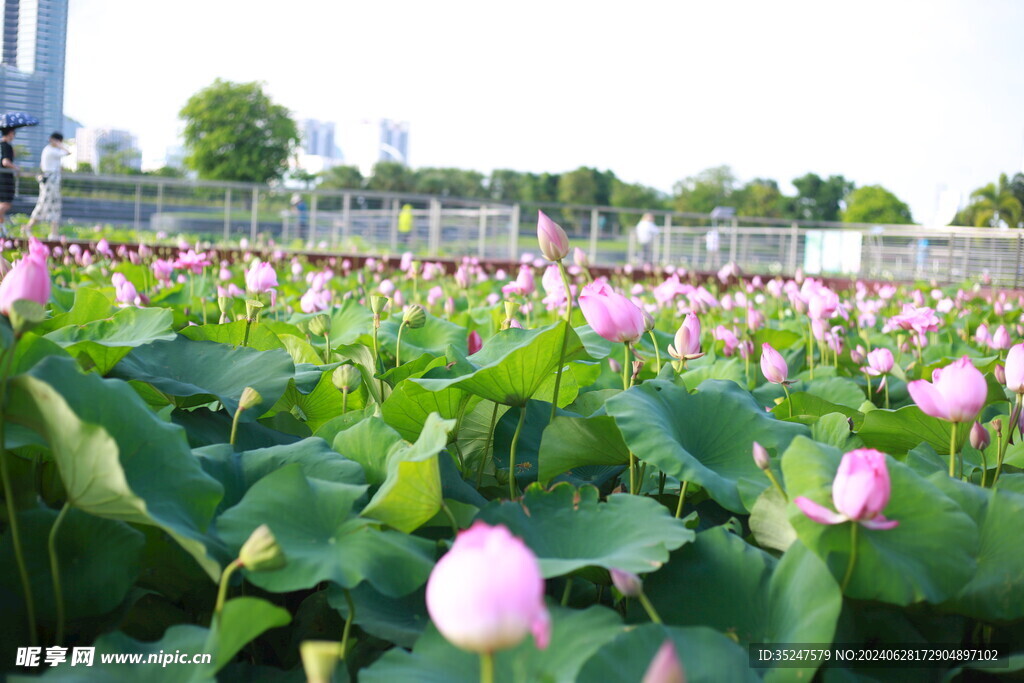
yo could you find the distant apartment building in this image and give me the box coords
[0,0,69,163]
[346,118,410,177]
[75,127,142,172]
[301,118,340,159]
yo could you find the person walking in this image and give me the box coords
[635,212,660,264]
[25,132,70,236]
[0,127,17,233]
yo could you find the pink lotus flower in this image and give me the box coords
[502,265,536,297]
[300,287,331,313]
[114,276,139,306]
[642,639,686,683]
[245,261,279,294]
[991,325,1012,351]
[1005,343,1024,393]
[173,249,211,274]
[467,330,483,355]
[578,281,646,344]
[667,313,703,361]
[537,210,570,261]
[794,448,899,530]
[862,347,894,376]
[713,324,739,356]
[0,253,51,315]
[426,522,549,654]
[908,356,987,423]
[886,305,940,335]
[760,343,789,384]
[152,259,174,282]
[573,247,589,268]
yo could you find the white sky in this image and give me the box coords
[65,0,1024,222]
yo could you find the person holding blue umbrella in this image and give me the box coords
[0,112,40,232]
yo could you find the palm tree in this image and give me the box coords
[965,173,1023,228]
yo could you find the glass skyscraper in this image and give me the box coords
[0,0,68,164]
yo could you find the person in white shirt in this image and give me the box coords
[25,132,70,235]
[635,212,660,264]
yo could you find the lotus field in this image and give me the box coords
[0,213,1023,682]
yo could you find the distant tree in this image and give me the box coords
[734,178,787,218]
[98,144,142,175]
[957,173,1023,228]
[488,169,531,202]
[290,168,319,190]
[672,165,737,213]
[318,165,364,191]
[365,161,415,193]
[791,173,854,222]
[413,167,486,197]
[75,162,94,174]
[841,185,913,224]
[557,167,615,206]
[522,172,560,204]
[147,166,185,178]
[610,179,667,212]
[180,79,300,184]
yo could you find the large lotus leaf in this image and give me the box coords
[43,307,175,373]
[195,437,365,512]
[382,371,475,442]
[856,405,966,455]
[8,357,224,579]
[0,508,143,634]
[771,392,864,429]
[377,311,468,359]
[361,605,624,683]
[636,528,841,682]
[334,342,386,405]
[811,412,865,451]
[216,464,435,596]
[477,483,693,578]
[678,356,748,391]
[802,376,867,409]
[172,407,301,451]
[574,324,614,359]
[455,399,509,477]
[10,597,289,682]
[275,332,322,364]
[931,475,1024,621]
[538,414,630,485]
[415,322,587,406]
[360,414,456,532]
[112,336,294,421]
[36,286,113,332]
[782,436,978,605]
[326,582,428,649]
[328,298,374,345]
[10,331,71,375]
[606,380,808,513]
[266,370,367,432]
[179,319,286,351]
[577,623,758,683]
[333,417,405,486]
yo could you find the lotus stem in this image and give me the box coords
[48,501,71,646]
[508,405,527,499]
[340,588,355,659]
[549,260,574,422]
[648,330,661,376]
[841,523,859,592]
[637,590,663,624]
[395,320,406,368]
[480,652,495,683]
[213,558,243,619]
[476,402,500,487]
[949,422,958,478]
[675,480,688,518]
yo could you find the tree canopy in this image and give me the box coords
[180,79,300,184]
[841,185,913,224]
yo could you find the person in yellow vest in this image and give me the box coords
[398,203,414,247]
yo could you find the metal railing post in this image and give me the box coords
[429,198,442,257]
[728,217,738,263]
[155,182,164,217]
[477,204,488,258]
[1015,233,1022,290]
[250,187,259,242]
[788,222,799,273]
[509,204,520,260]
[589,208,600,265]
[133,182,142,231]
[340,192,351,246]
[309,194,318,249]
[223,188,231,242]
[662,214,672,264]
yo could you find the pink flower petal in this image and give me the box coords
[793,496,848,525]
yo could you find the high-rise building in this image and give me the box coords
[345,118,410,177]
[300,118,340,159]
[0,0,69,164]
[75,127,142,172]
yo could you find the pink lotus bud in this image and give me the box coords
[995,363,1007,386]
[991,325,1012,350]
[642,639,686,683]
[1005,343,1024,392]
[752,441,770,470]
[426,522,550,653]
[667,313,703,360]
[908,356,988,423]
[468,330,483,355]
[850,345,866,365]
[746,307,765,333]
[608,356,622,373]
[794,448,898,530]
[245,260,278,294]
[0,254,50,315]
[969,422,990,451]
[537,211,570,262]
[610,568,643,597]
[573,247,589,268]
[578,281,646,344]
[759,343,789,384]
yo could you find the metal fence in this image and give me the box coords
[3,169,1022,285]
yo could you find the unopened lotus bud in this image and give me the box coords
[643,310,656,333]
[994,363,1007,386]
[403,303,426,329]
[752,441,770,470]
[993,418,1003,438]
[537,211,570,262]
[332,364,361,392]
[238,386,263,412]
[608,357,622,373]
[632,360,644,381]
[300,641,343,683]
[610,568,643,597]
[573,247,589,269]
[642,639,686,683]
[308,313,330,337]
[970,422,990,451]
[238,524,285,571]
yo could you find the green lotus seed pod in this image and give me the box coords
[308,313,330,337]
[237,524,286,571]
[332,364,362,392]
[300,641,343,683]
[238,386,263,412]
[370,295,390,315]
[402,303,426,329]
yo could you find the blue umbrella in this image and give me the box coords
[0,112,40,129]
